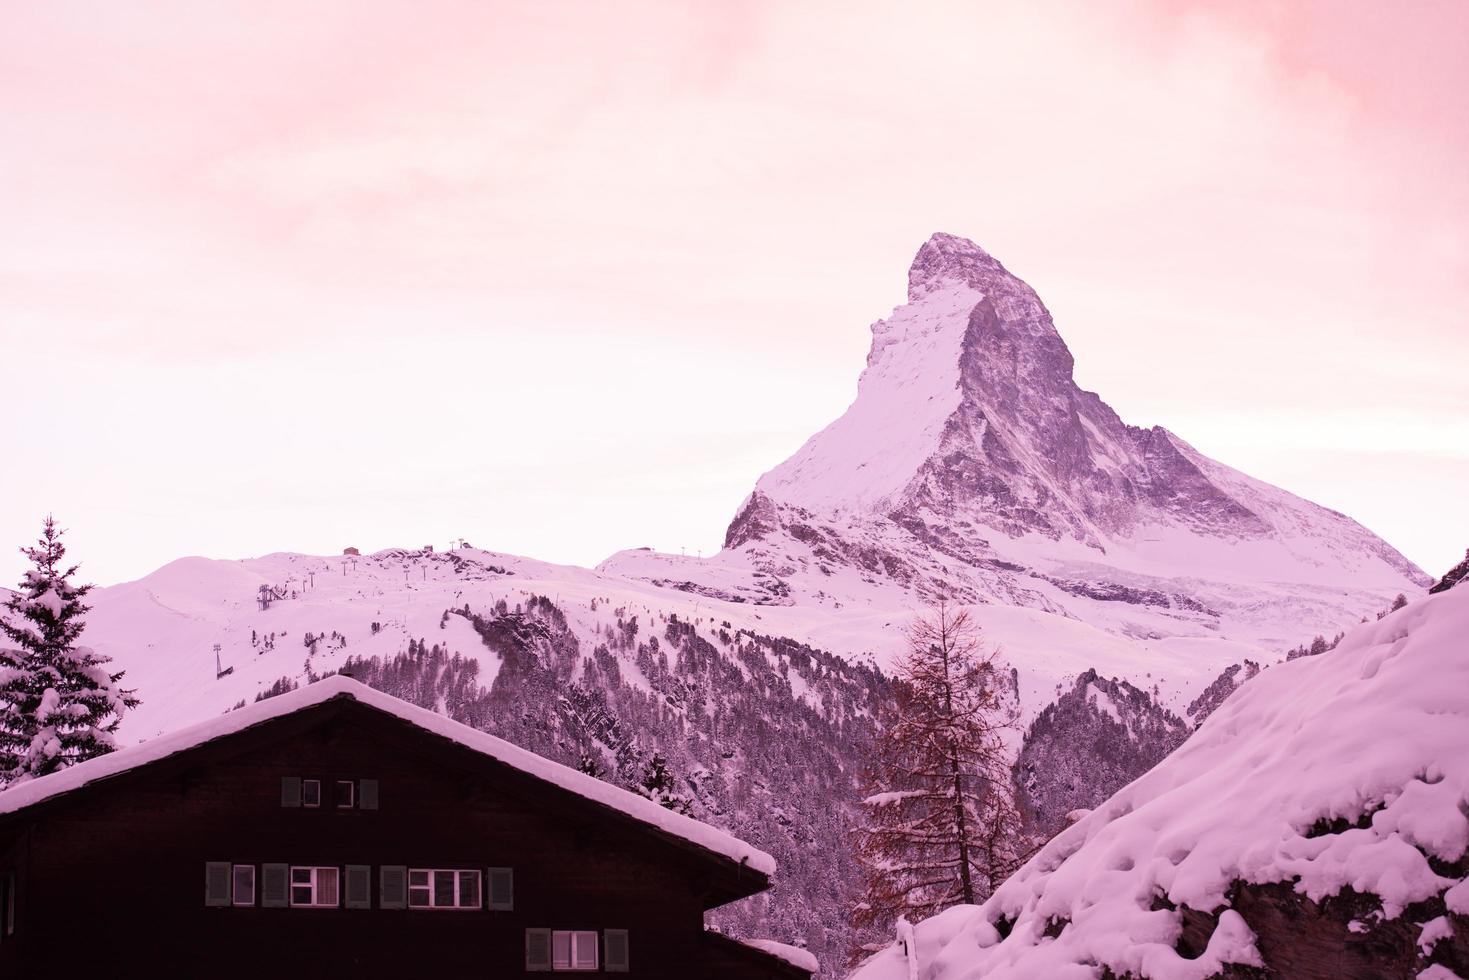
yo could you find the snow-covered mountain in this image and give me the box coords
[57,233,1437,975]
[850,581,1469,980]
[604,233,1427,652]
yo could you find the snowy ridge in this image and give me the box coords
[851,584,1469,979]
[88,547,1255,742]
[0,674,777,876]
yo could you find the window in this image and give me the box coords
[552,931,599,972]
[335,780,355,809]
[301,779,322,808]
[407,868,481,909]
[289,866,339,907]
[232,865,256,907]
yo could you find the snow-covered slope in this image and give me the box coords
[851,584,1469,980]
[603,233,1427,653]
[88,547,1261,743]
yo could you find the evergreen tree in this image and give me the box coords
[576,750,604,779]
[850,600,1028,941]
[0,516,139,784]
[637,752,692,815]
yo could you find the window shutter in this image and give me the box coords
[345,865,372,909]
[358,778,379,810]
[525,928,553,971]
[379,865,407,909]
[261,864,290,908]
[604,929,630,972]
[4,873,12,936]
[204,862,231,907]
[487,867,513,911]
[280,776,302,808]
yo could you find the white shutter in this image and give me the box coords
[358,778,379,810]
[204,862,231,907]
[487,867,513,910]
[379,865,407,909]
[552,930,573,970]
[261,863,290,907]
[345,865,372,909]
[525,928,553,972]
[280,776,302,807]
[604,929,630,972]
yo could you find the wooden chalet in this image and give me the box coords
[0,676,815,978]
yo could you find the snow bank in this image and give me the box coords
[0,675,776,876]
[852,585,1469,980]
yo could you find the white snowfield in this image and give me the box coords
[851,584,1469,980]
[0,674,777,877]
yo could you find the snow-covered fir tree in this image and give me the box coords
[851,600,1028,946]
[0,516,139,785]
[636,752,692,815]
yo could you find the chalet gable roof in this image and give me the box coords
[0,675,776,878]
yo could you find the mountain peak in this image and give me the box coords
[908,232,1009,301]
[725,232,1428,602]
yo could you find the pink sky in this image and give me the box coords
[2,0,1466,586]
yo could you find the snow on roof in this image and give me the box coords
[0,675,776,876]
[852,584,1469,980]
[738,938,820,974]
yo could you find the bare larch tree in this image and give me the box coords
[850,599,1029,948]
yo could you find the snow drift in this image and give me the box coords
[852,583,1469,980]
